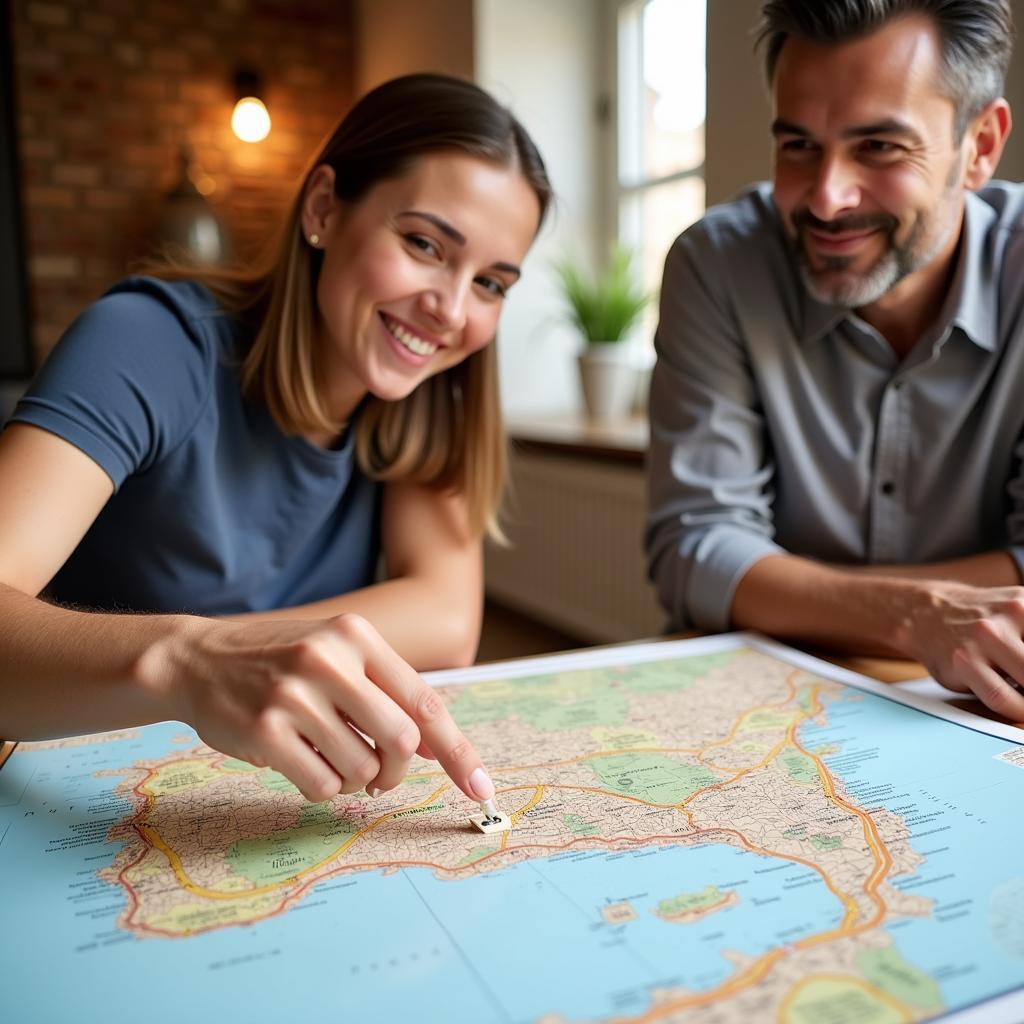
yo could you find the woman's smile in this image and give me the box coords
[379,311,441,362]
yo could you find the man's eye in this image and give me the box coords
[778,139,818,159]
[863,140,899,154]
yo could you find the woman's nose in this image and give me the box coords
[420,275,469,331]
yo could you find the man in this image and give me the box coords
[646,0,1024,717]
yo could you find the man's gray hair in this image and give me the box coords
[757,0,1015,138]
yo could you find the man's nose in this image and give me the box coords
[806,155,861,222]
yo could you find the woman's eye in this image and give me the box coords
[476,276,507,298]
[407,235,440,258]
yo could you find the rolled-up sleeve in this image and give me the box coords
[645,229,784,631]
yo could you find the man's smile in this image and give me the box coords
[803,225,882,255]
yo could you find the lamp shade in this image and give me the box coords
[154,147,230,265]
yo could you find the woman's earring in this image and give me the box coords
[309,233,320,247]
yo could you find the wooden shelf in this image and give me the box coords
[506,412,648,464]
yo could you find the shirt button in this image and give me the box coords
[892,379,904,390]
[881,481,895,496]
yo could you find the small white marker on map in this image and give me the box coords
[470,798,511,834]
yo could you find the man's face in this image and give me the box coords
[771,14,967,309]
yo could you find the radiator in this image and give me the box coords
[485,450,666,643]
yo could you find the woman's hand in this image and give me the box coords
[148,612,494,804]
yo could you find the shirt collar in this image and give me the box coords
[949,190,998,351]
[792,190,999,351]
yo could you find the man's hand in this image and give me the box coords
[900,582,1024,720]
[146,613,493,804]
[731,554,1024,721]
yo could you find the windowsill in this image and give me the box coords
[505,412,648,465]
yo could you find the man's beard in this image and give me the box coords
[790,201,952,308]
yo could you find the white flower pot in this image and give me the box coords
[577,344,639,421]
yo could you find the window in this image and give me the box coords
[615,0,706,323]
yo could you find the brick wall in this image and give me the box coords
[10,0,354,361]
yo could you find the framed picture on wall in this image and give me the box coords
[1,5,32,383]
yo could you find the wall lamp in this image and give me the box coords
[231,69,271,143]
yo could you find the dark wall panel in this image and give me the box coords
[1,2,31,381]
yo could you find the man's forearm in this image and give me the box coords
[730,554,948,658]
[851,550,1022,587]
[731,550,1023,659]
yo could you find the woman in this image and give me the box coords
[0,74,551,806]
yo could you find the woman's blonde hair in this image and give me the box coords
[155,74,551,538]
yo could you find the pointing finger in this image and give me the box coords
[337,614,492,802]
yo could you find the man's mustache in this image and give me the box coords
[791,209,898,235]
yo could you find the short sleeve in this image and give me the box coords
[10,285,213,489]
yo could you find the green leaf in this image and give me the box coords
[554,244,652,343]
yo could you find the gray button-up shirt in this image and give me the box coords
[646,181,1024,632]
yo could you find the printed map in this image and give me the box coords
[2,634,1024,1023]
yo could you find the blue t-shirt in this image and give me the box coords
[9,276,381,615]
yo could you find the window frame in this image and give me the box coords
[607,0,707,270]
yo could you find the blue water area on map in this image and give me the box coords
[3,683,1024,1023]
[800,689,1024,1012]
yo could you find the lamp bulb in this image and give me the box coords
[231,97,271,143]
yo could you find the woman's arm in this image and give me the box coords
[0,424,493,804]
[233,479,484,670]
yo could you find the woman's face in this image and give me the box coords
[304,151,541,424]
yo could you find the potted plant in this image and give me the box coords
[555,244,651,421]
